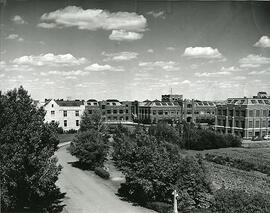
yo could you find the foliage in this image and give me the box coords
[149,122,183,147]
[95,167,110,179]
[205,149,270,175]
[181,122,242,150]
[70,109,109,169]
[65,129,77,134]
[145,202,172,213]
[0,86,63,212]
[70,129,109,169]
[212,189,270,213]
[113,127,212,211]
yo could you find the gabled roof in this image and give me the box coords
[55,100,84,107]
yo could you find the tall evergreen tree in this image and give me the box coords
[0,86,63,212]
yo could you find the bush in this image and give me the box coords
[212,189,270,213]
[95,167,110,179]
[65,129,77,134]
[146,202,172,213]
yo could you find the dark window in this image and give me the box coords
[88,110,92,114]
[126,109,129,113]
[223,110,227,116]
[249,110,254,117]
[255,121,260,128]
[52,120,55,123]
[263,110,267,116]
[63,111,67,117]
[102,105,105,109]
[51,104,54,107]
[241,110,246,117]
[112,102,116,106]
[256,110,260,117]
[249,121,253,128]
[165,111,168,115]
[75,110,79,116]
[153,110,156,115]
[113,110,117,114]
[64,120,67,127]
[76,120,79,126]
[126,116,129,120]
[236,110,240,116]
[113,116,117,120]
[107,110,111,114]
[229,110,233,116]
[158,110,163,115]
[51,111,55,115]
[119,110,123,114]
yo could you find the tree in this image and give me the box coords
[70,109,109,169]
[0,86,63,212]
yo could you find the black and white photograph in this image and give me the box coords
[1,0,270,212]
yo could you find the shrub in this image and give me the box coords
[146,202,172,213]
[212,189,270,213]
[95,167,110,179]
[65,129,77,134]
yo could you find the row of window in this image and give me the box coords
[107,116,129,121]
[218,109,270,117]
[51,110,80,117]
[51,120,80,127]
[217,119,270,128]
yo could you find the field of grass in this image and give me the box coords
[58,133,76,143]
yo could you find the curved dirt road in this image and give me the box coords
[56,146,156,213]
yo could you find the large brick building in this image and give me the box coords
[215,94,270,139]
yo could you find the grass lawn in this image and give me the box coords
[58,133,76,143]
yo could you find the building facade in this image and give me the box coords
[44,99,85,131]
[215,96,270,139]
[161,94,183,102]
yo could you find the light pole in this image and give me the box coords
[172,189,179,213]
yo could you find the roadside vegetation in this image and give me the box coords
[0,87,64,212]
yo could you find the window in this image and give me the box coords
[63,111,67,117]
[251,100,257,104]
[223,110,227,116]
[64,120,67,127]
[88,110,92,114]
[249,121,253,128]
[51,104,54,107]
[235,120,239,127]
[255,121,260,128]
[126,109,129,113]
[94,103,98,106]
[256,110,260,117]
[248,132,253,137]
[158,110,163,115]
[235,110,240,116]
[107,116,111,120]
[102,105,105,109]
[113,116,117,120]
[119,110,123,114]
[107,110,111,114]
[165,111,168,115]
[241,121,245,128]
[229,110,233,116]
[126,116,129,120]
[113,110,117,114]
[76,120,79,126]
[153,110,156,115]
[75,110,79,116]
[51,111,55,115]
[262,121,266,127]
[249,110,254,117]
[241,110,246,117]
[112,102,116,106]
[52,120,55,123]
[263,110,267,116]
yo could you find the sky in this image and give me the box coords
[0,0,270,101]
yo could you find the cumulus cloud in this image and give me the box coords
[254,36,270,48]
[0,61,33,72]
[220,66,242,72]
[42,70,89,76]
[239,54,270,68]
[166,47,175,51]
[11,15,26,24]
[139,61,180,71]
[38,6,147,41]
[84,63,124,72]
[6,34,24,42]
[181,80,191,85]
[102,51,138,61]
[147,49,154,53]
[146,11,165,19]
[109,30,143,41]
[13,53,87,67]
[248,70,269,75]
[195,71,231,77]
[183,47,223,59]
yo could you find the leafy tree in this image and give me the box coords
[70,109,109,169]
[0,86,63,212]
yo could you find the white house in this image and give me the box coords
[44,99,85,131]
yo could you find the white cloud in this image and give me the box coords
[84,63,124,72]
[254,36,270,48]
[47,70,89,76]
[239,54,270,68]
[0,61,33,72]
[102,51,138,61]
[183,47,223,59]
[166,47,175,51]
[248,70,268,75]
[0,73,5,78]
[147,49,154,53]
[139,61,180,71]
[13,53,87,67]
[221,66,242,72]
[11,15,26,24]
[38,6,147,41]
[6,34,24,42]
[181,80,191,85]
[234,76,247,80]
[146,11,165,19]
[195,71,231,77]
[109,30,143,41]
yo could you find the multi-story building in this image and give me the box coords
[161,94,183,102]
[137,99,182,124]
[215,95,270,139]
[182,99,216,124]
[85,99,133,122]
[43,99,85,131]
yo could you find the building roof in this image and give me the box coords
[225,98,270,105]
[55,100,84,106]
[87,99,98,102]
[195,101,216,107]
[139,101,180,107]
